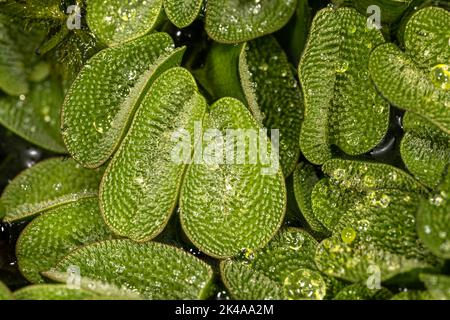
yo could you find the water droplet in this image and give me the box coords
[335,60,349,74]
[341,227,357,244]
[430,64,450,90]
[283,269,326,300]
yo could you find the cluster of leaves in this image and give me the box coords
[0,0,449,300]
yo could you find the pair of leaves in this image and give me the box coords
[220,228,344,300]
[0,157,103,222]
[198,35,304,176]
[299,7,389,165]
[369,7,450,134]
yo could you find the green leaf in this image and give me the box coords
[299,7,389,164]
[14,284,98,300]
[417,171,450,259]
[333,283,392,300]
[1,158,103,223]
[390,290,433,300]
[420,273,450,300]
[164,0,203,28]
[87,0,163,46]
[179,97,286,258]
[293,162,329,235]
[240,36,304,176]
[401,113,450,189]
[337,0,414,23]
[220,228,319,299]
[61,33,185,168]
[0,14,28,96]
[0,77,66,153]
[205,0,297,43]
[316,190,441,283]
[16,197,114,283]
[0,281,13,300]
[322,159,426,193]
[370,43,450,135]
[404,7,450,71]
[197,36,304,176]
[44,239,214,300]
[100,67,206,242]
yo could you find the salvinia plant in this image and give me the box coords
[0,0,449,301]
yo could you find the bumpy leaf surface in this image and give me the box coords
[164,0,203,28]
[14,285,97,300]
[299,8,389,164]
[100,67,206,242]
[180,97,286,258]
[61,33,184,168]
[1,158,103,222]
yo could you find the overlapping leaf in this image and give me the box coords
[401,113,450,188]
[44,239,214,300]
[299,7,389,164]
[369,7,450,134]
[100,67,206,242]
[61,33,185,168]
[16,197,114,283]
[1,158,103,222]
[0,281,13,300]
[164,0,203,28]
[87,0,163,46]
[335,0,414,23]
[417,171,450,259]
[205,0,297,43]
[180,97,286,258]
[420,274,450,300]
[220,229,340,300]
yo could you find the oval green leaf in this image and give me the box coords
[16,197,114,283]
[100,67,206,242]
[45,239,214,300]
[205,0,297,43]
[14,284,98,300]
[164,0,203,28]
[180,97,286,258]
[1,158,103,223]
[87,0,163,46]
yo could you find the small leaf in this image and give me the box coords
[205,0,297,43]
[87,0,163,46]
[164,0,203,28]
[333,283,392,300]
[180,97,286,258]
[1,158,103,223]
[417,171,450,259]
[0,14,28,95]
[338,0,414,23]
[299,7,389,164]
[61,33,185,168]
[0,78,66,153]
[45,239,214,300]
[401,112,450,189]
[420,273,450,300]
[220,229,319,299]
[100,67,207,242]
[14,284,98,300]
[293,162,328,235]
[0,281,13,300]
[369,43,450,134]
[316,190,441,283]
[16,197,114,283]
